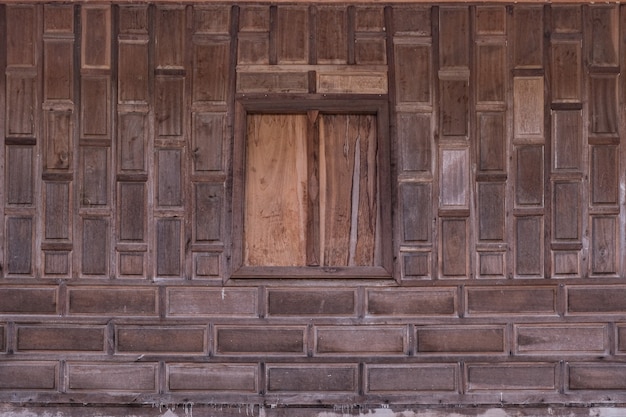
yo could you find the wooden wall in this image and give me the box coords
[1,2,626,410]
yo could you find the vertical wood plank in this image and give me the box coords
[118,183,145,242]
[513,7,543,68]
[192,40,229,103]
[441,79,468,137]
[6,5,36,67]
[440,218,467,277]
[590,145,618,205]
[478,182,505,241]
[81,6,111,69]
[157,219,182,277]
[551,41,581,103]
[552,110,582,172]
[82,217,109,276]
[155,76,184,138]
[44,111,72,171]
[591,216,617,275]
[439,7,469,69]
[7,146,34,205]
[156,7,185,69]
[316,7,347,64]
[157,149,183,207]
[553,182,581,241]
[44,40,73,102]
[118,113,147,173]
[440,148,469,208]
[45,182,70,240]
[399,113,431,173]
[514,77,544,139]
[477,43,505,104]
[478,112,505,173]
[589,75,618,135]
[401,183,431,243]
[118,41,149,104]
[6,217,33,274]
[192,113,224,172]
[6,75,36,137]
[515,146,544,207]
[394,43,431,104]
[81,147,108,207]
[81,76,110,138]
[194,183,223,242]
[515,216,543,277]
[277,6,309,64]
[589,6,618,67]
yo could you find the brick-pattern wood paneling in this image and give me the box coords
[2,3,626,410]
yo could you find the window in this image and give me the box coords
[231,97,392,279]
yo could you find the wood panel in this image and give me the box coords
[399,113,431,173]
[515,146,544,207]
[589,75,618,135]
[478,112,506,173]
[552,111,582,172]
[81,217,109,276]
[118,113,147,173]
[440,218,467,277]
[515,216,543,277]
[44,40,73,102]
[6,75,37,137]
[478,182,505,242]
[6,217,33,275]
[6,146,34,205]
[6,5,36,67]
[44,111,72,171]
[118,41,149,104]
[193,40,229,103]
[553,181,581,241]
[156,7,185,69]
[194,183,223,242]
[277,7,308,64]
[401,183,431,243]
[192,113,224,173]
[513,7,543,68]
[118,183,146,242]
[44,182,70,240]
[477,43,505,104]
[440,79,468,137]
[514,77,544,140]
[156,218,182,277]
[316,7,348,64]
[157,149,183,207]
[588,6,618,67]
[81,6,111,69]
[590,145,618,206]
[551,41,581,103]
[81,77,110,138]
[439,8,469,69]
[81,147,108,207]
[440,148,469,208]
[155,76,184,138]
[394,43,431,104]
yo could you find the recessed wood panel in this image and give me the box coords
[569,364,626,390]
[17,326,105,352]
[515,216,543,277]
[317,7,348,64]
[194,183,223,242]
[267,365,357,392]
[68,364,156,392]
[194,254,221,278]
[590,75,618,134]
[475,7,506,35]
[6,5,36,67]
[193,41,229,103]
[68,287,157,315]
[367,365,457,393]
[589,6,618,67]
[591,145,618,206]
[0,288,58,314]
[237,33,270,65]
[192,113,224,172]
[392,7,431,36]
[315,326,406,355]
[168,364,258,392]
[7,146,34,205]
[81,147,108,207]
[516,324,607,354]
[217,327,305,355]
[6,217,33,275]
[44,5,74,34]
[155,76,184,138]
[441,79,468,137]
[118,112,147,173]
[81,6,111,69]
[277,7,309,64]
[268,289,355,316]
[355,35,387,65]
[394,43,431,104]
[401,183,431,243]
[399,113,431,173]
[552,110,582,172]
[237,72,309,94]
[477,252,505,278]
[118,253,144,276]
[156,7,185,69]
[513,7,543,68]
[478,112,505,172]
[157,149,182,207]
[118,41,149,104]
[118,183,145,242]
[417,326,505,353]
[402,252,431,279]
[45,182,70,240]
[515,145,544,207]
[81,77,110,138]
[591,216,617,276]
[478,182,505,242]
[44,251,70,276]
[45,111,72,171]
[553,251,580,277]
[0,363,57,390]
[440,218,467,277]
[156,218,182,277]
[194,6,231,34]
[44,40,73,101]
[119,6,148,34]
[168,287,257,316]
[466,287,556,315]
[514,77,544,139]
[117,326,205,353]
[477,43,505,103]
[439,8,469,68]
[440,148,469,208]
[553,182,580,241]
[6,75,36,137]
[239,6,269,31]
[551,41,581,103]
[552,6,581,34]
[81,217,109,276]
[367,288,456,316]
[467,363,557,391]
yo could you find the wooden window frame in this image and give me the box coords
[231,94,393,279]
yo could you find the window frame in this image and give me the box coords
[230,94,393,280]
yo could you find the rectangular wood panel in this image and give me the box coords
[591,216,617,275]
[194,183,223,242]
[401,183,431,243]
[478,112,506,173]
[277,7,309,64]
[551,41,581,103]
[192,113,224,172]
[6,5,36,67]
[478,182,505,242]
[392,7,431,36]
[515,216,543,277]
[44,111,72,171]
[440,218,467,277]
[439,8,469,69]
[193,41,229,103]
[157,149,183,207]
[514,77,544,139]
[81,6,111,69]
[475,7,506,35]
[81,77,110,138]
[81,147,108,206]
[316,7,348,64]
[552,111,582,172]
[118,41,149,104]
[403,252,431,279]
[552,6,581,34]
[394,43,431,104]
[440,148,469,208]
[477,252,505,278]
[477,43,505,104]
[156,7,185,69]
[440,79,468,137]
[590,145,618,206]
[399,113,431,173]
[44,251,70,276]
[44,182,70,240]
[589,75,618,135]
[515,146,544,207]
[194,6,231,34]
[118,113,147,173]
[81,217,109,276]
[44,40,73,102]
[118,183,145,242]
[119,5,148,35]
[589,6,618,67]
[6,217,33,275]
[156,218,182,277]
[238,33,269,65]
[553,181,581,241]
[513,7,543,68]
[6,146,34,205]
[6,75,36,137]
[155,76,184,138]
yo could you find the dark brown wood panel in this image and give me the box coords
[316,7,348,64]
[156,7,185,69]
[439,7,469,69]
[513,7,543,68]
